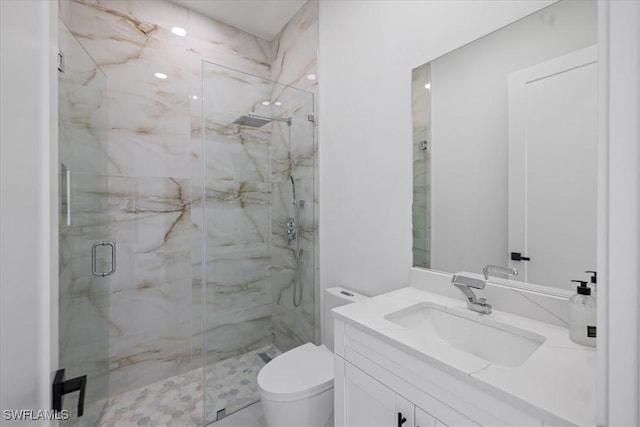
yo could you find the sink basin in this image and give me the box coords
[384,302,546,368]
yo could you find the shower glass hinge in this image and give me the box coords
[307,113,315,123]
[57,51,65,73]
[419,140,428,151]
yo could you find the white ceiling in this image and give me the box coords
[171,0,307,41]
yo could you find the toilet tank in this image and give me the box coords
[323,287,367,352]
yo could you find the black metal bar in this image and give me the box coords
[52,368,87,417]
[52,369,65,412]
[511,252,531,261]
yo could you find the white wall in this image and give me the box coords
[0,1,57,422]
[318,0,554,298]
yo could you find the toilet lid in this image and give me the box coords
[258,343,334,402]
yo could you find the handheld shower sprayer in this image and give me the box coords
[290,175,297,203]
[288,175,304,307]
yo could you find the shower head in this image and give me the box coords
[233,112,291,128]
[232,114,272,128]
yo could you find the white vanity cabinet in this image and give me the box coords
[342,360,414,427]
[340,358,473,427]
[334,319,548,427]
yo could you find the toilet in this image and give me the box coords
[257,287,367,427]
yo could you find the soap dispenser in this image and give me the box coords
[568,279,596,347]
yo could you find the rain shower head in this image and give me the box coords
[232,114,272,128]
[233,112,291,128]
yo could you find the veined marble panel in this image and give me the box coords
[205,245,272,325]
[72,0,190,32]
[270,118,315,183]
[104,176,194,394]
[202,65,273,129]
[59,123,107,176]
[204,181,270,247]
[271,0,318,94]
[107,130,191,178]
[59,295,110,355]
[201,320,273,367]
[106,86,190,137]
[59,82,106,127]
[59,172,108,228]
[204,134,270,183]
[200,244,273,364]
[108,320,193,395]
[268,0,319,349]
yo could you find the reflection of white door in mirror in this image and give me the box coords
[508,45,598,290]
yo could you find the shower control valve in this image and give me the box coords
[286,217,297,240]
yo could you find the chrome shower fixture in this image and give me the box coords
[232,112,291,127]
[289,175,304,307]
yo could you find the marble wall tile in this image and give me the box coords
[271,0,318,93]
[108,321,193,394]
[205,245,272,320]
[106,130,189,178]
[103,176,193,393]
[82,0,190,32]
[269,0,319,348]
[204,136,270,183]
[188,13,271,80]
[204,181,270,247]
[59,123,107,176]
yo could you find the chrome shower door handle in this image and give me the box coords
[91,241,116,277]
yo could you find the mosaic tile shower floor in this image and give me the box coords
[97,344,281,426]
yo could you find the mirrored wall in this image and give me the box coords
[412,0,597,292]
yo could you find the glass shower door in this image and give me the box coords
[201,61,316,424]
[57,21,110,425]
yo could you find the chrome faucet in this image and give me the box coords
[482,265,518,281]
[451,274,492,314]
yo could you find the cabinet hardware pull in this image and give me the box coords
[397,412,407,427]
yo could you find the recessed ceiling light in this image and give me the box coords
[262,101,271,106]
[191,95,198,100]
[424,82,431,90]
[274,101,282,106]
[154,72,168,79]
[306,74,316,80]
[171,27,187,37]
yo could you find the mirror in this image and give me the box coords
[412,0,598,292]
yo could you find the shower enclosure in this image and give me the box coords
[201,61,316,423]
[58,20,110,426]
[57,29,316,427]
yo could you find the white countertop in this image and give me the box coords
[332,286,596,426]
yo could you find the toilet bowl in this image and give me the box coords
[257,287,367,427]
